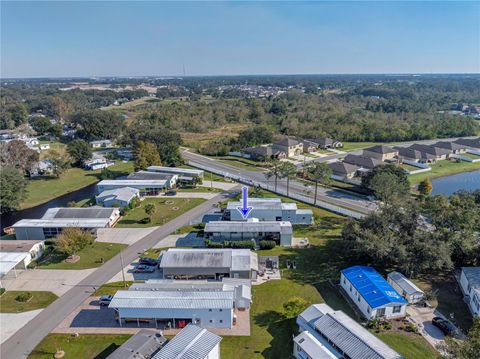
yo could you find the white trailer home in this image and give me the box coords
[387,271,424,304]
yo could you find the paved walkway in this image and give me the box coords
[0,310,43,344]
[199,181,238,190]
[96,227,159,245]
[2,268,97,296]
[53,296,250,336]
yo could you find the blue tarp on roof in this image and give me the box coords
[341,266,407,308]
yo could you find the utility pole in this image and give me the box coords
[120,251,127,288]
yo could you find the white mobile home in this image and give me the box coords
[340,266,407,320]
[96,187,140,208]
[387,271,424,304]
[96,179,170,195]
[459,267,480,317]
[225,197,313,224]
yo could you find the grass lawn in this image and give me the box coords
[400,163,423,172]
[219,159,266,172]
[408,159,480,184]
[28,334,132,359]
[22,161,134,209]
[36,242,127,270]
[220,191,436,359]
[94,281,134,296]
[0,291,58,313]
[341,141,379,151]
[116,198,206,228]
[462,152,480,160]
[376,332,439,359]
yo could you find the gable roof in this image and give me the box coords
[387,271,424,296]
[341,266,407,308]
[432,141,467,151]
[107,329,166,359]
[364,145,398,155]
[273,138,300,147]
[409,144,450,156]
[153,324,222,359]
[394,146,436,160]
[454,137,480,148]
[328,161,360,175]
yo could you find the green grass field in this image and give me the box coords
[376,332,439,359]
[22,161,134,209]
[0,291,58,313]
[116,197,206,227]
[36,242,126,270]
[219,159,266,172]
[28,334,132,359]
[94,281,134,296]
[341,141,379,151]
[408,159,480,184]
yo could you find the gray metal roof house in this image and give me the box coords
[153,324,222,359]
[295,303,404,359]
[107,329,166,359]
[11,207,120,240]
[387,271,424,303]
[226,197,313,225]
[147,166,204,178]
[205,219,293,247]
[159,248,259,280]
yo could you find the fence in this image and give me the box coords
[188,161,366,219]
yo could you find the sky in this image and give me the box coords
[1,1,479,78]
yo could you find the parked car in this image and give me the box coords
[139,257,158,266]
[134,265,156,273]
[432,317,461,338]
[165,190,177,196]
[99,295,113,306]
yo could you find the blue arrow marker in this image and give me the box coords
[237,186,253,219]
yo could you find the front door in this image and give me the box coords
[376,308,386,317]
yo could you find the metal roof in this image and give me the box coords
[387,271,424,296]
[298,303,333,325]
[0,252,28,277]
[107,329,166,359]
[462,267,480,290]
[314,311,404,359]
[127,171,176,181]
[12,218,111,228]
[205,221,293,234]
[159,248,258,272]
[0,240,43,253]
[109,290,234,310]
[147,166,204,176]
[153,324,222,359]
[42,207,116,219]
[96,187,139,203]
[293,331,339,359]
[97,179,167,187]
[341,266,407,308]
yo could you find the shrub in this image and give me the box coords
[367,318,381,330]
[140,217,151,224]
[0,288,5,296]
[27,260,37,269]
[259,240,276,250]
[15,292,33,302]
[405,322,418,333]
[205,240,224,248]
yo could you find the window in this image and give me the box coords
[393,305,402,313]
[219,309,223,312]
[358,295,361,302]
[343,278,346,284]
[209,309,212,312]
[367,307,370,313]
[209,320,213,323]
[349,285,352,292]
[219,320,223,323]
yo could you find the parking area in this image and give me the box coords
[0,309,43,344]
[1,268,97,296]
[96,227,159,246]
[53,296,250,336]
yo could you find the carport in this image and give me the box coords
[0,252,28,287]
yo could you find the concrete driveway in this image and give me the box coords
[407,305,446,350]
[2,268,97,296]
[96,227,159,246]
[0,310,43,344]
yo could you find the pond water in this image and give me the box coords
[0,183,97,233]
[430,170,480,196]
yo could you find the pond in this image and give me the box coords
[0,183,97,233]
[430,170,480,196]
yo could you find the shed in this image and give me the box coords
[387,271,424,303]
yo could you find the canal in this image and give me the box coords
[0,184,97,233]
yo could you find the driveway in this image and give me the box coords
[96,227,159,245]
[407,305,446,350]
[199,181,238,190]
[0,310,43,344]
[2,268,97,296]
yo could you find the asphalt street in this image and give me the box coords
[182,150,375,215]
[0,190,234,359]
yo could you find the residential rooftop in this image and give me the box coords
[147,166,204,176]
[205,220,293,235]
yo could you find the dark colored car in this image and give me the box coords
[99,295,113,306]
[432,317,461,338]
[134,265,156,273]
[139,257,158,266]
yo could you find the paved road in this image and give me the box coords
[0,191,233,359]
[182,150,375,216]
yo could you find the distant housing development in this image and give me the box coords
[295,303,404,359]
[340,266,407,320]
[11,207,120,240]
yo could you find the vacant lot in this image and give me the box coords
[116,198,206,228]
[37,242,126,270]
[22,161,134,209]
[0,291,58,313]
[28,334,131,359]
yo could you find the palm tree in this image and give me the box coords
[278,161,297,196]
[305,162,332,205]
[265,159,281,192]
